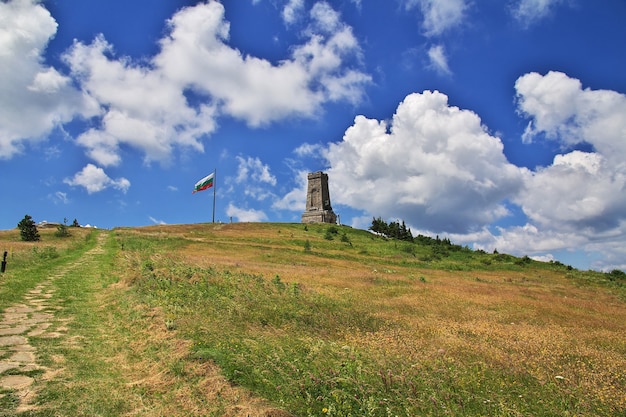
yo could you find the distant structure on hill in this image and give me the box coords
[301,171,337,224]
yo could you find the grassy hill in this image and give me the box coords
[0,223,624,416]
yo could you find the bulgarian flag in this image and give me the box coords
[193,172,215,193]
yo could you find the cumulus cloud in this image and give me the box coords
[517,151,625,233]
[405,0,468,36]
[512,71,626,269]
[64,34,217,166]
[156,1,369,126]
[64,164,131,194]
[226,203,268,222]
[516,71,626,161]
[0,0,98,159]
[324,90,526,233]
[4,0,369,169]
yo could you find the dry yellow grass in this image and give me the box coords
[116,223,626,413]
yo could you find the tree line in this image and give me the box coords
[369,216,457,247]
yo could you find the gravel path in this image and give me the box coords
[0,236,105,412]
[0,280,65,411]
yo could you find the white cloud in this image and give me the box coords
[517,151,625,232]
[149,216,167,225]
[231,156,277,202]
[273,170,309,211]
[309,2,342,33]
[0,0,98,159]
[282,0,305,25]
[64,34,217,166]
[156,1,370,126]
[512,0,564,26]
[51,191,69,205]
[405,0,468,37]
[516,71,626,161]
[324,90,526,234]
[294,142,324,157]
[427,44,452,75]
[3,0,370,170]
[226,203,268,222]
[64,164,131,194]
[512,71,626,269]
[235,156,277,186]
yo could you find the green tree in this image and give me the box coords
[17,214,40,242]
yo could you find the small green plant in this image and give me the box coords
[303,239,311,252]
[55,218,71,238]
[272,274,285,291]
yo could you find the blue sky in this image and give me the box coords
[1,0,625,271]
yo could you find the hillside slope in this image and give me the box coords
[114,222,626,416]
[0,223,624,416]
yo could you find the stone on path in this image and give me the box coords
[10,351,36,363]
[0,375,34,390]
[0,362,19,373]
[0,326,29,336]
[0,335,28,346]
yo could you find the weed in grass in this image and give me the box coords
[0,390,20,413]
[32,246,59,260]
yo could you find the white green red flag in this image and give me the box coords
[193,173,214,193]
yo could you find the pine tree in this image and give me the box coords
[17,214,40,242]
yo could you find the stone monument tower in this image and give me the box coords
[301,171,337,224]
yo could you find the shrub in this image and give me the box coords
[608,269,625,281]
[55,218,71,238]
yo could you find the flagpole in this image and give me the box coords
[212,169,216,223]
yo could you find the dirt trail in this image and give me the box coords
[0,234,106,412]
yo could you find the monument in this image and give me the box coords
[301,171,337,224]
